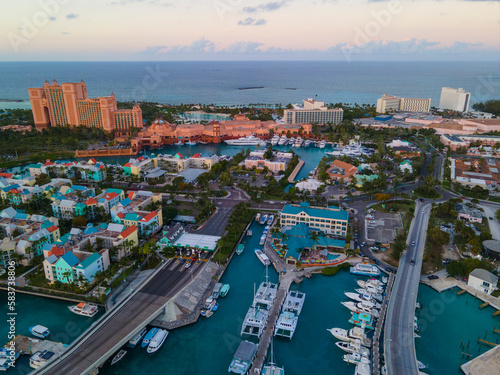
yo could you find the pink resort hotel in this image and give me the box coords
[28,80,315,152]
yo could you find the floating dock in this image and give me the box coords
[5,335,68,356]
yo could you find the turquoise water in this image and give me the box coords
[0,291,103,374]
[179,113,231,122]
[415,285,500,374]
[100,221,362,375]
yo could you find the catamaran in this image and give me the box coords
[128,327,148,348]
[262,339,284,375]
[274,311,298,339]
[254,268,278,310]
[241,305,269,337]
[68,302,99,317]
[228,340,258,374]
[147,329,169,354]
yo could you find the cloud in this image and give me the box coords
[238,17,267,26]
[243,0,292,13]
[66,13,79,20]
[61,32,70,35]
[108,0,172,6]
[49,16,56,21]
[137,45,167,54]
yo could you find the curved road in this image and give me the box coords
[385,201,431,375]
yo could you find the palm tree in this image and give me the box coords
[309,231,319,249]
[62,270,72,284]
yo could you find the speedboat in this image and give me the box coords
[259,234,267,245]
[267,215,274,225]
[29,350,55,370]
[344,293,380,308]
[68,302,99,317]
[147,329,169,354]
[111,349,127,365]
[29,325,50,339]
[212,302,219,312]
[343,352,370,365]
[260,214,268,225]
[141,327,159,348]
[128,327,148,348]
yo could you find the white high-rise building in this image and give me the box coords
[439,87,471,112]
[284,99,343,125]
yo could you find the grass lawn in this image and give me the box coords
[442,180,451,190]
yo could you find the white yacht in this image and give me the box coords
[344,292,380,308]
[327,327,372,347]
[270,135,280,145]
[274,311,298,339]
[224,135,266,146]
[255,249,270,265]
[260,214,268,225]
[267,215,274,225]
[174,140,183,145]
[341,301,380,318]
[278,136,288,146]
[335,340,370,357]
[147,329,169,354]
[304,139,312,148]
[318,140,326,148]
[355,289,383,302]
[350,263,380,277]
[356,280,384,293]
[185,141,197,146]
[358,278,384,288]
[343,352,370,365]
[68,302,99,317]
[259,234,267,246]
[292,137,303,148]
[29,350,55,370]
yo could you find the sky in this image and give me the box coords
[0,0,499,61]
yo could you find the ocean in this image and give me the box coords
[0,61,499,110]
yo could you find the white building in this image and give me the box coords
[376,94,431,113]
[284,99,343,125]
[439,87,471,112]
[467,268,498,295]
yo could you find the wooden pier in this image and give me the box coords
[372,273,396,375]
[480,302,490,309]
[493,310,500,316]
[457,289,468,295]
[248,276,293,374]
[478,338,497,347]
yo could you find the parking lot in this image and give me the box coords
[365,211,402,244]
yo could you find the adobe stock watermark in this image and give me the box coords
[8,0,70,53]
[343,0,403,62]
[472,74,500,104]
[130,65,170,103]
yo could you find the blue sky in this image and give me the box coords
[1,0,499,61]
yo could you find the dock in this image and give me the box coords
[372,272,396,375]
[6,335,68,357]
[248,275,293,374]
[287,160,304,183]
[462,342,500,375]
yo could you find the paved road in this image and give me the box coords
[385,201,431,375]
[37,260,206,375]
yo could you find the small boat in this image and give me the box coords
[382,276,388,284]
[29,350,55,370]
[278,136,288,146]
[185,141,197,146]
[141,327,159,348]
[128,327,148,348]
[259,234,267,245]
[335,340,370,357]
[343,352,370,365]
[228,340,258,374]
[255,249,271,266]
[220,284,230,297]
[0,348,19,371]
[304,140,312,148]
[267,215,274,225]
[417,360,427,369]
[147,329,169,354]
[174,140,183,145]
[344,293,380,308]
[111,349,127,365]
[318,140,326,149]
[264,225,270,233]
[349,312,375,330]
[247,230,253,237]
[260,214,268,225]
[255,213,262,222]
[236,244,245,255]
[212,302,219,312]
[29,325,50,339]
[213,283,223,298]
[68,302,99,317]
[201,309,214,318]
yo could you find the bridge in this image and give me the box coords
[384,201,431,375]
[35,259,207,375]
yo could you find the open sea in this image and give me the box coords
[0,61,499,110]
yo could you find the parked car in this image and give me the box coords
[410,259,415,266]
[428,275,439,280]
[411,241,415,246]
